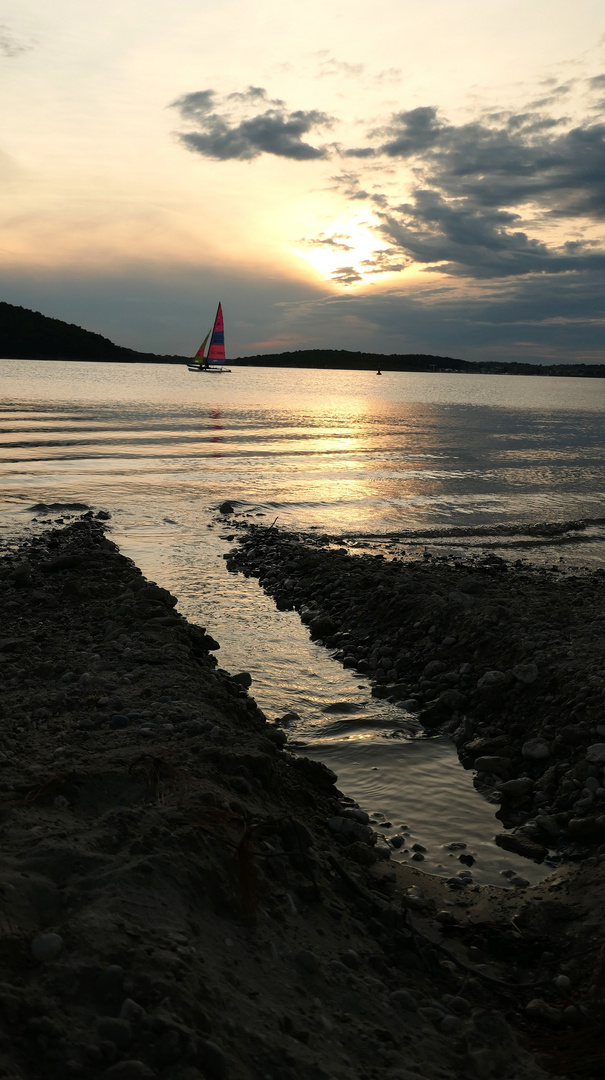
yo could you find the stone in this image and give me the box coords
[198,1040,227,1080]
[102,1063,156,1080]
[389,989,417,1010]
[474,756,512,779]
[521,739,550,761]
[525,998,562,1026]
[31,933,63,961]
[499,777,534,799]
[231,672,252,689]
[98,1018,132,1050]
[495,832,547,862]
[512,662,539,684]
[586,744,605,764]
[294,950,320,974]
[218,501,235,514]
[476,670,506,692]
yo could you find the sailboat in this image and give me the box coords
[188,303,231,373]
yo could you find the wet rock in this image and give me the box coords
[495,832,547,862]
[499,777,534,800]
[474,756,512,779]
[218,501,235,514]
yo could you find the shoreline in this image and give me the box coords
[228,524,605,865]
[1,518,603,1079]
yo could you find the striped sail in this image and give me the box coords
[206,303,225,364]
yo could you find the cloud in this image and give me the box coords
[316,52,365,79]
[334,84,605,280]
[0,24,32,58]
[302,234,354,251]
[171,87,334,161]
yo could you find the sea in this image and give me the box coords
[1,359,604,886]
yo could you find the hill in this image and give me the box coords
[0,301,187,364]
[1,301,604,376]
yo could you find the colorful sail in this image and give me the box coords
[195,329,211,358]
[206,303,225,364]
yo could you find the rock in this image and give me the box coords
[231,672,252,688]
[309,614,337,639]
[218,501,235,514]
[586,744,605,764]
[110,714,130,729]
[340,949,360,970]
[553,974,571,992]
[499,777,534,799]
[495,832,547,862]
[474,756,512,779]
[294,950,320,974]
[566,815,605,839]
[512,663,539,684]
[31,933,63,961]
[199,1040,227,1080]
[521,739,550,761]
[525,998,562,1026]
[102,1063,156,1080]
[476,670,506,693]
[98,1018,132,1049]
[389,989,418,1011]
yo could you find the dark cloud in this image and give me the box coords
[336,85,605,280]
[171,88,333,161]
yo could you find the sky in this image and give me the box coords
[1,0,605,363]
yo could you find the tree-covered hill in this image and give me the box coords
[1,300,604,376]
[0,302,186,363]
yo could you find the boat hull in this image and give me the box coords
[187,365,231,373]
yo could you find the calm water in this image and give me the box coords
[2,359,604,885]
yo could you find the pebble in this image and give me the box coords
[389,988,418,1011]
[553,974,571,992]
[586,744,605,764]
[525,998,562,1026]
[294,949,320,974]
[31,933,63,961]
[101,1062,156,1080]
[97,1018,132,1049]
[521,739,551,761]
[110,714,129,729]
[198,1039,228,1079]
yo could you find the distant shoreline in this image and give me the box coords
[3,353,605,377]
[2,301,604,377]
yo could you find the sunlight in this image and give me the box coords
[291,215,396,288]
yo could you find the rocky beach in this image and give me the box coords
[1,516,605,1080]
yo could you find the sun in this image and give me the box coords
[291,214,398,287]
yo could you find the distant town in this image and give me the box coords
[1,300,603,377]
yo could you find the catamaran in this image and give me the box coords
[188,303,231,373]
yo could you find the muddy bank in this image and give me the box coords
[0,519,603,1080]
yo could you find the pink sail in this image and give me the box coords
[206,303,225,363]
